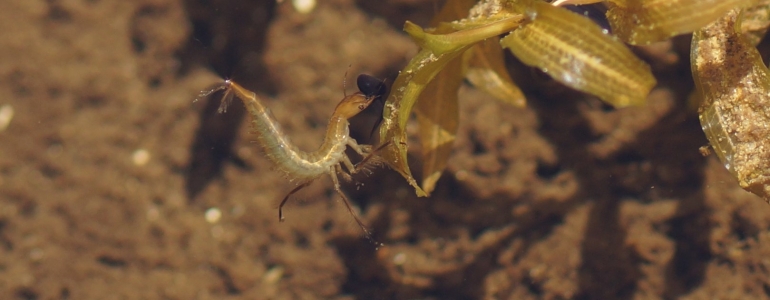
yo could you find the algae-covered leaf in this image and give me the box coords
[415,54,463,195]
[692,8,770,201]
[606,0,756,45]
[501,0,655,107]
[449,2,519,31]
[464,37,526,107]
[741,0,770,45]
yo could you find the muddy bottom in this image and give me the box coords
[2,0,770,299]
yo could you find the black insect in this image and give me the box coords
[356,74,388,99]
[356,74,388,139]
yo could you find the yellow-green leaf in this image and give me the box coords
[501,0,655,107]
[406,16,524,55]
[606,0,756,45]
[464,37,526,107]
[552,0,604,5]
[379,46,468,197]
[412,0,475,195]
[415,54,463,195]
[380,15,522,197]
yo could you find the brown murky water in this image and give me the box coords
[3,0,770,299]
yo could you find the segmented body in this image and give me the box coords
[207,80,372,181]
[235,82,351,181]
[198,75,387,240]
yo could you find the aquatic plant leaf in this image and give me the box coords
[408,16,524,55]
[740,0,770,45]
[449,3,520,31]
[501,0,655,107]
[551,0,604,5]
[464,37,526,107]
[415,57,462,195]
[380,15,522,197]
[379,45,468,197]
[412,0,475,195]
[606,0,756,45]
[692,8,770,201]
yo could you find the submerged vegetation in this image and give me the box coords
[378,0,770,201]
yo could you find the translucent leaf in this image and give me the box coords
[606,0,756,45]
[692,8,770,201]
[378,40,470,197]
[501,0,655,107]
[464,37,526,107]
[407,17,524,55]
[415,56,463,195]
[551,0,604,5]
[412,0,474,195]
[379,15,522,197]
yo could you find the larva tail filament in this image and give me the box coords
[217,85,235,114]
[195,80,236,113]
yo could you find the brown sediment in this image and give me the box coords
[3,0,770,299]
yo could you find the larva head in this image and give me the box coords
[334,74,387,119]
[334,93,375,119]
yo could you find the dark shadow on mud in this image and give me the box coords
[527,83,640,300]
[662,191,712,298]
[331,37,715,298]
[178,0,277,200]
[528,61,711,298]
[332,149,585,299]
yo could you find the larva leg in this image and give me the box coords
[347,139,372,156]
[341,155,356,173]
[330,165,372,239]
[353,141,391,174]
[278,180,313,222]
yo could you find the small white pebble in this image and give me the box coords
[393,252,407,265]
[0,104,14,131]
[146,206,160,222]
[292,0,316,14]
[263,266,285,284]
[29,248,44,261]
[205,207,222,223]
[132,149,150,166]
